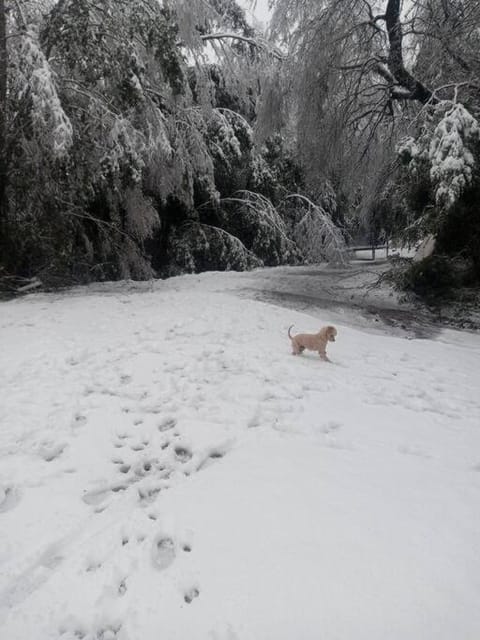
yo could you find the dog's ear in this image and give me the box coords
[328,326,337,341]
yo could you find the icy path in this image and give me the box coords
[1,273,480,640]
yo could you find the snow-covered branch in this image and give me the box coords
[285,194,348,266]
[201,32,284,59]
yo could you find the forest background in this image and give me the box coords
[1,0,479,299]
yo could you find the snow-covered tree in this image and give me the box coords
[264,0,480,285]
[0,0,352,286]
[399,102,480,210]
[2,0,301,283]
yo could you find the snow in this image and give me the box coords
[1,271,480,640]
[398,102,480,209]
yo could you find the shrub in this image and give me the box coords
[401,255,462,300]
[165,222,263,275]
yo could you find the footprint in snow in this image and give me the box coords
[248,413,261,428]
[398,445,431,459]
[158,417,177,432]
[58,627,87,639]
[138,483,164,505]
[39,442,67,462]
[82,488,110,506]
[73,414,87,428]
[320,421,342,434]
[39,544,64,570]
[82,482,128,507]
[132,460,154,477]
[184,586,200,604]
[0,485,22,513]
[95,624,122,640]
[174,446,192,463]
[197,448,227,471]
[111,483,128,493]
[151,535,176,570]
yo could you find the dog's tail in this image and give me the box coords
[288,324,295,339]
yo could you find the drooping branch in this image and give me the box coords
[12,0,27,31]
[385,0,435,104]
[200,32,284,60]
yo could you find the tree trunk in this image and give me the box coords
[0,0,7,225]
[385,0,435,105]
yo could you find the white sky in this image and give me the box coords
[240,0,272,28]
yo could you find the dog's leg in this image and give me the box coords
[291,339,301,355]
[319,350,331,362]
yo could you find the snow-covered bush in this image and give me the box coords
[3,0,193,281]
[166,222,263,275]
[206,109,254,196]
[248,135,306,204]
[398,102,480,210]
[399,255,463,301]
[216,191,302,266]
[14,31,73,157]
[287,195,348,266]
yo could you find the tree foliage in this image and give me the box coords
[1,0,346,287]
[12,0,480,291]
[266,0,480,285]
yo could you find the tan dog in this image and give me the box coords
[288,324,337,361]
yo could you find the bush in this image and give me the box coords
[401,255,462,300]
[164,222,263,275]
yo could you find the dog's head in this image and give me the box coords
[326,325,337,342]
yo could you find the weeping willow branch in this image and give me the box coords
[201,32,285,60]
[221,190,290,241]
[285,194,348,266]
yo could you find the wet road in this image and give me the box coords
[237,263,442,339]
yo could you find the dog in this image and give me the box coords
[288,324,337,361]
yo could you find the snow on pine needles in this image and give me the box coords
[1,272,480,640]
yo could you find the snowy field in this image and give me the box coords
[1,270,480,640]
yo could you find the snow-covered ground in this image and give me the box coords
[1,270,480,640]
